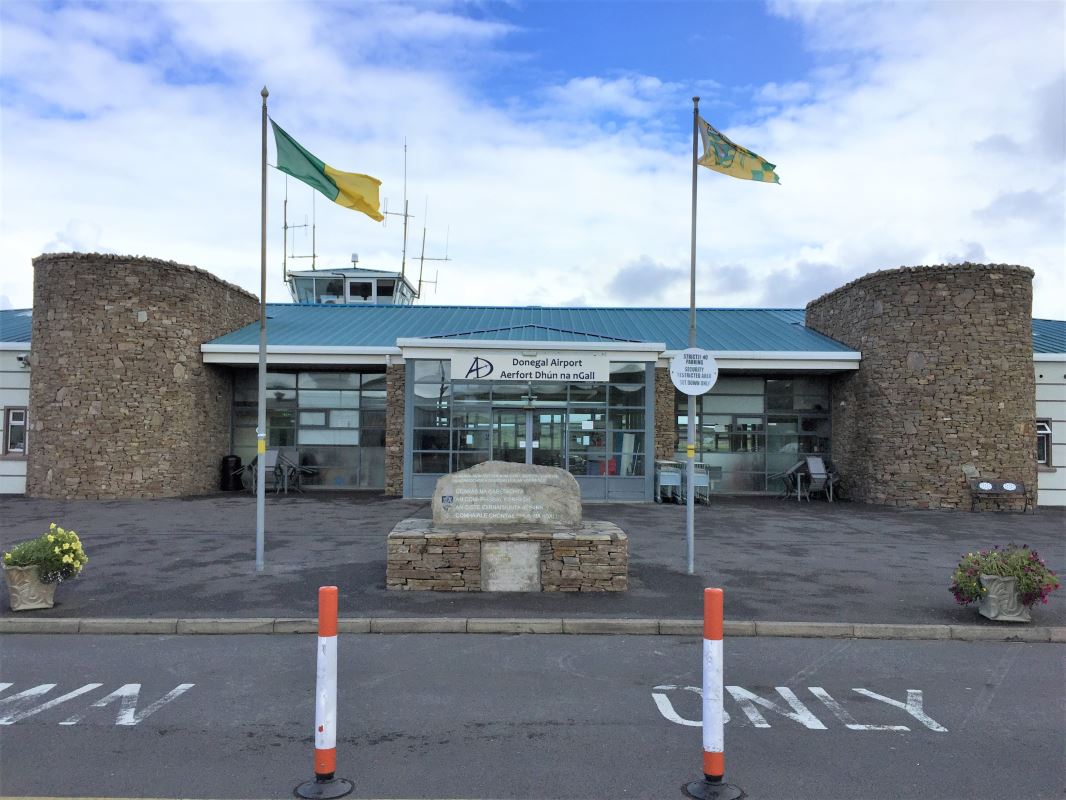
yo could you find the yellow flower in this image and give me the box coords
[47,534,55,542]
[49,523,57,531]
[54,547,61,554]
[3,553,10,562]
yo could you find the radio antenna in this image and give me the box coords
[382,138,414,281]
[416,199,450,299]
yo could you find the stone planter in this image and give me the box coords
[978,574,1031,623]
[2,564,57,611]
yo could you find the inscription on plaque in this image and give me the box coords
[432,461,582,526]
[482,541,541,591]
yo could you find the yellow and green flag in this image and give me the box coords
[270,120,383,221]
[697,117,780,184]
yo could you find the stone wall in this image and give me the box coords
[654,367,677,460]
[387,520,628,591]
[27,253,260,499]
[806,263,1035,509]
[384,362,405,496]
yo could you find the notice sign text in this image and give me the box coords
[670,348,719,395]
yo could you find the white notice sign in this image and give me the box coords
[670,348,719,395]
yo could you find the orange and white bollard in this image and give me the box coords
[684,588,744,799]
[295,586,353,799]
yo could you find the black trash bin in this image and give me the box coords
[220,454,242,491]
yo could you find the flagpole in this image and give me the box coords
[256,86,269,573]
[686,96,699,576]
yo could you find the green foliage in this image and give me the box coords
[951,544,1060,608]
[3,524,88,584]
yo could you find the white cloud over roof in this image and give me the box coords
[0,1,1062,318]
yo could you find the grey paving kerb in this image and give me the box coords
[1,493,1063,638]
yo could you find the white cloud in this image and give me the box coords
[0,0,1063,322]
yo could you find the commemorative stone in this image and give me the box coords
[388,461,626,593]
[432,460,582,526]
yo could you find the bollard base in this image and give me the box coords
[294,777,354,799]
[683,778,745,799]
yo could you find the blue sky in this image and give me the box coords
[1,0,1063,317]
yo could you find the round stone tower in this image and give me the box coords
[27,253,260,499]
[806,263,1035,509]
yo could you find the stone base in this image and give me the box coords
[386,519,628,592]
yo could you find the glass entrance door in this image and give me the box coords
[492,409,566,466]
[532,410,565,468]
[492,409,527,464]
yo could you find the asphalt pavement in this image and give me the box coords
[1,492,1063,630]
[1,633,1062,799]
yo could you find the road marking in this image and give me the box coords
[808,686,908,731]
[652,685,731,726]
[652,684,948,732]
[60,683,196,726]
[727,686,827,729]
[852,688,948,732]
[0,684,101,724]
[0,684,194,725]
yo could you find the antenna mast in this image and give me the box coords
[415,199,450,299]
[285,184,317,274]
[383,138,414,281]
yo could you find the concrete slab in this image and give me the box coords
[273,618,318,634]
[338,618,372,634]
[853,623,951,640]
[657,619,700,636]
[79,618,178,634]
[755,621,855,638]
[562,618,659,635]
[370,617,467,633]
[723,620,758,637]
[950,625,1053,642]
[467,618,564,634]
[175,618,274,634]
[0,617,80,633]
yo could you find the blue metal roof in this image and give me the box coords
[1033,318,1066,354]
[207,304,853,352]
[0,309,32,344]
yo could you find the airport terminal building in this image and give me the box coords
[1,252,1063,508]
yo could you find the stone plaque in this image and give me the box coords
[432,460,581,526]
[481,541,542,591]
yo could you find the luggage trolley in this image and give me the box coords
[654,460,683,504]
[679,462,711,505]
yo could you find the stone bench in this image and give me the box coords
[386,519,628,592]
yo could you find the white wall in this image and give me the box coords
[1035,357,1066,507]
[0,348,29,494]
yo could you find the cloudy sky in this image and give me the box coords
[1,0,1063,317]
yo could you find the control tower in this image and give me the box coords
[286,261,417,306]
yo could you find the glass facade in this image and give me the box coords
[675,376,831,493]
[232,370,386,488]
[410,360,648,482]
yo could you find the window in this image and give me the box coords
[232,370,387,487]
[4,408,26,455]
[348,281,373,301]
[315,279,344,303]
[1037,420,1052,465]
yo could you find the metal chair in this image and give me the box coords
[802,456,834,502]
[243,449,282,494]
[277,448,315,493]
[771,460,806,500]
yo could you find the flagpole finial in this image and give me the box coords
[261,86,269,98]
[693,96,699,105]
